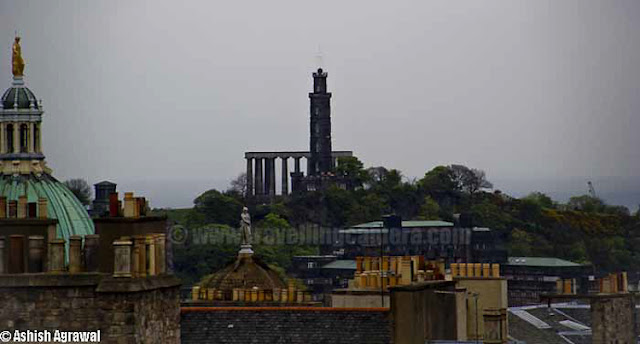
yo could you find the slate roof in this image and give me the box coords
[508,304,592,344]
[180,307,391,344]
[350,220,454,229]
[320,260,356,270]
[507,257,582,267]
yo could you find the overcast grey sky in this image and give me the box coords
[1,0,639,208]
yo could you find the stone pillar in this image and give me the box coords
[17,195,27,219]
[146,235,156,276]
[28,122,34,153]
[254,158,263,196]
[13,122,19,153]
[0,237,4,274]
[281,157,289,195]
[134,235,147,278]
[37,198,47,219]
[48,239,65,273]
[113,239,133,278]
[269,158,276,197]
[131,236,140,277]
[68,235,82,273]
[155,234,166,274]
[83,234,100,272]
[27,235,45,273]
[246,158,253,197]
[294,157,301,173]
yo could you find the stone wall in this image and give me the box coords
[0,274,180,344]
[591,294,635,344]
[181,307,390,344]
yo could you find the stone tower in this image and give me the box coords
[308,68,333,176]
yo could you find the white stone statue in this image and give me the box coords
[240,207,252,246]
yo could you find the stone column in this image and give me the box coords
[294,157,301,173]
[68,235,82,273]
[269,158,276,197]
[146,235,156,276]
[28,122,33,153]
[246,158,253,197]
[254,158,263,196]
[281,157,289,195]
[13,122,19,153]
[134,235,147,277]
[48,239,65,273]
[155,234,166,274]
[27,235,44,273]
[113,239,132,278]
[83,234,100,272]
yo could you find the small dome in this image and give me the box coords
[199,255,286,291]
[1,84,38,110]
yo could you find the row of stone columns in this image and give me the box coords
[0,122,41,154]
[246,156,304,197]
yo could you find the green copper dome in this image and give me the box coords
[0,173,94,239]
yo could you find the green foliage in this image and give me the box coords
[193,189,243,227]
[171,162,640,286]
[336,156,370,188]
[417,196,440,220]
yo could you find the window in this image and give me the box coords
[307,262,317,269]
[6,124,13,153]
[20,124,29,153]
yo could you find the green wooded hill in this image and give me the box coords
[156,158,640,285]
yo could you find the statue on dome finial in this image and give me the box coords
[240,207,252,245]
[238,207,254,256]
[12,36,25,77]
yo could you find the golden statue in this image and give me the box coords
[12,36,25,77]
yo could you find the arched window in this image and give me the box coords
[6,124,14,153]
[34,124,40,152]
[20,124,29,153]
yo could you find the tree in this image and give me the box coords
[522,192,554,209]
[417,196,440,220]
[418,166,459,211]
[228,172,248,198]
[336,156,370,189]
[449,164,492,195]
[193,189,243,227]
[64,178,91,205]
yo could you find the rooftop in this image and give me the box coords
[350,220,454,229]
[321,260,356,270]
[507,257,582,267]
